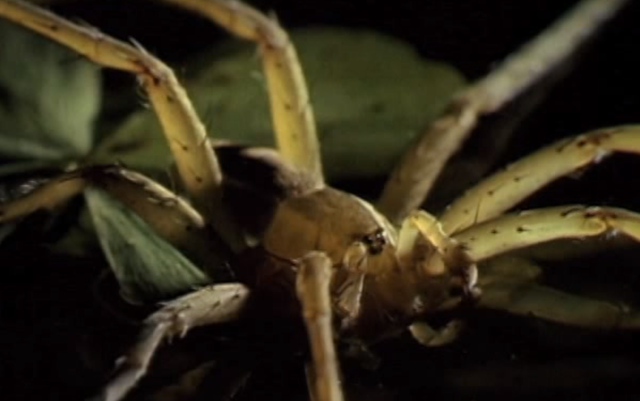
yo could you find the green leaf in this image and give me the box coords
[96,28,465,180]
[85,187,211,304]
[0,20,101,161]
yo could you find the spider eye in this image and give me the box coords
[362,228,387,255]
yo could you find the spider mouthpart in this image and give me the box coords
[362,228,387,255]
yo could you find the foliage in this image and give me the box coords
[0,20,100,162]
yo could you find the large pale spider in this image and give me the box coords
[1,0,640,400]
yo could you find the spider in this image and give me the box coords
[1,0,639,400]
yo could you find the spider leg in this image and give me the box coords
[97,283,250,401]
[296,252,344,401]
[153,0,323,186]
[479,277,640,330]
[0,0,242,249]
[454,205,640,262]
[452,207,640,330]
[0,170,87,223]
[441,126,640,234]
[377,0,629,224]
[477,256,640,330]
[0,166,229,270]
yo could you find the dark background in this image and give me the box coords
[2,1,640,400]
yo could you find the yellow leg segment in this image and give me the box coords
[296,252,344,401]
[441,125,640,234]
[454,205,640,262]
[0,166,229,271]
[0,0,245,247]
[98,283,249,401]
[480,280,640,330]
[0,172,86,223]
[155,0,323,184]
[476,256,640,330]
[377,0,629,224]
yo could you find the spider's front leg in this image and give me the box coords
[394,206,640,345]
[296,252,344,401]
[98,283,250,401]
[453,205,640,329]
[0,0,242,248]
[154,0,324,186]
[441,126,640,233]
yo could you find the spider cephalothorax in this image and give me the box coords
[0,1,639,401]
[254,178,477,336]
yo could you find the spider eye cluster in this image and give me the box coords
[362,228,387,255]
